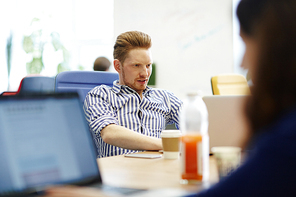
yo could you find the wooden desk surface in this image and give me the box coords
[97,151,219,192]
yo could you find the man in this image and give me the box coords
[84,31,182,158]
[93,56,111,71]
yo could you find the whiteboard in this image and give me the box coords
[114,0,233,99]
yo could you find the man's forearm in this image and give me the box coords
[100,124,162,150]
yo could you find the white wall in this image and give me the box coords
[114,0,233,99]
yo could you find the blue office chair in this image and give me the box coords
[55,71,119,103]
[19,76,55,94]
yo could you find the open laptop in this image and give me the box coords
[0,93,146,197]
[202,95,249,152]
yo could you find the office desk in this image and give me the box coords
[97,151,219,193]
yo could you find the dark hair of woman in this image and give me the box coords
[237,0,296,135]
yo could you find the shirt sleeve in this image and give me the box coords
[166,91,183,129]
[83,87,119,137]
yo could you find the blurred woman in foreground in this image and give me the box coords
[45,0,296,196]
[189,0,296,196]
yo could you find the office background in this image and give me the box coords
[0,0,245,99]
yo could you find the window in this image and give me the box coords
[0,0,114,92]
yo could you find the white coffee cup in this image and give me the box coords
[160,130,181,159]
[211,146,242,180]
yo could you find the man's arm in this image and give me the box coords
[166,90,183,129]
[101,124,162,150]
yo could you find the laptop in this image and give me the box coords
[202,95,249,152]
[0,93,146,197]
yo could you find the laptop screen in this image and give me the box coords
[0,93,101,196]
[202,95,248,152]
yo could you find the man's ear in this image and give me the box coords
[114,59,121,73]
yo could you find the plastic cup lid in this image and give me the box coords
[160,130,181,138]
[211,146,241,153]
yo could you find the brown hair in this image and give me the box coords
[241,0,296,133]
[93,56,111,71]
[113,31,152,63]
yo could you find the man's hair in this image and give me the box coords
[113,31,152,63]
[93,57,111,71]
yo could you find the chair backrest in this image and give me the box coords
[1,91,18,96]
[1,77,25,96]
[211,74,251,95]
[55,71,119,103]
[19,76,55,94]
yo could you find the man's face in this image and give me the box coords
[116,48,152,97]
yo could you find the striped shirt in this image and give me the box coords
[83,80,182,158]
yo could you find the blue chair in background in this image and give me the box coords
[19,76,55,94]
[55,71,119,103]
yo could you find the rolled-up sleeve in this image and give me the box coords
[83,88,119,137]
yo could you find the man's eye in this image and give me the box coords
[147,64,151,67]
[135,64,139,67]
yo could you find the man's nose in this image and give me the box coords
[139,66,149,77]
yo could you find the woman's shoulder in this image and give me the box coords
[253,108,296,155]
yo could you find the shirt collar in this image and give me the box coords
[112,80,152,96]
